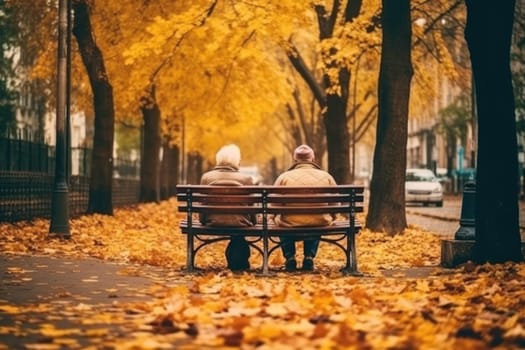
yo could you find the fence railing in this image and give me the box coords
[0,137,139,178]
[0,171,140,222]
[0,137,52,173]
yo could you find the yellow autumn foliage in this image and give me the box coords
[11,0,469,168]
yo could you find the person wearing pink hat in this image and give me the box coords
[272,144,337,272]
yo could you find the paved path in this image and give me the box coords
[405,195,461,238]
[406,195,525,240]
[0,255,167,305]
[0,255,188,349]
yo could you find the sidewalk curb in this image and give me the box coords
[406,210,525,231]
[406,210,458,222]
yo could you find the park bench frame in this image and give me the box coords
[176,184,365,275]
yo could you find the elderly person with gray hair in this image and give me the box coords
[199,144,255,271]
[273,144,337,272]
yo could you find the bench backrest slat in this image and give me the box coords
[183,195,262,205]
[177,205,362,215]
[177,205,263,214]
[176,185,364,194]
[176,185,364,217]
[267,194,359,203]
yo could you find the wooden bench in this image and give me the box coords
[176,185,365,275]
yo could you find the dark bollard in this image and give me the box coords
[441,181,476,267]
[454,181,476,240]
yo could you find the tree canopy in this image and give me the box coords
[6,1,469,169]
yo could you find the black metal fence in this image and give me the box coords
[0,135,142,221]
[0,171,140,222]
[1,137,139,178]
[0,137,53,173]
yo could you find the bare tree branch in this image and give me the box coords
[344,0,362,21]
[286,44,326,108]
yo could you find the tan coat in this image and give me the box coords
[199,165,255,227]
[273,162,337,227]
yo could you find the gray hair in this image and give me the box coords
[216,144,241,167]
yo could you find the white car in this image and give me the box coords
[405,168,443,207]
[239,165,263,185]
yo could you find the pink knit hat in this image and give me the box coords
[293,144,315,161]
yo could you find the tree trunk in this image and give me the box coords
[166,145,179,197]
[446,133,456,178]
[73,0,114,215]
[139,86,161,203]
[324,91,351,184]
[160,140,169,201]
[465,0,523,262]
[160,141,179,200]
[186,152,203,185]
[285,102,304,146]
[366,0,413,235]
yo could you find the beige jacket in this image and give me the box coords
[273,162,337,227]
[199,165,255,227]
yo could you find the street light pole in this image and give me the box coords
[181,113,186,184]
[49,0,71,237]
[66,0,72,181]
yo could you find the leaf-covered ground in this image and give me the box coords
[0,199,524,349]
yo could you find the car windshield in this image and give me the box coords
[406,170,436,182]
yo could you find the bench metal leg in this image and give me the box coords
[186,233,195,272]
[262,235,269,275]
[341,233,362,276]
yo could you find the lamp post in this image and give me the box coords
[181,113,187,184]
[518,144,524,199]
[49,0,71,237]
